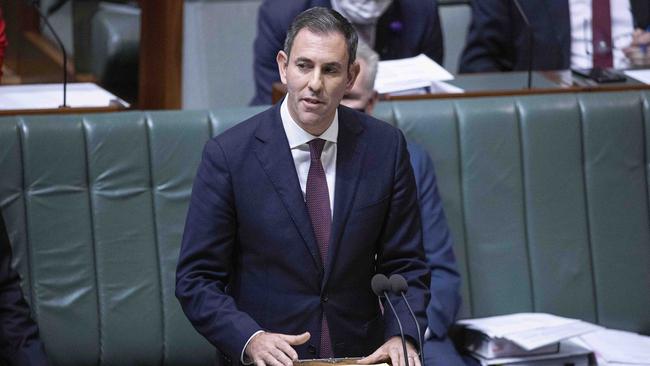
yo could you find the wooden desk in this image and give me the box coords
[0,83,130,116]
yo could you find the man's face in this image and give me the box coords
[341,57,377,114]
[277,28,359,135]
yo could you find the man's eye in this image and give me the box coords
[324,67,339,74]
[297,63,309,70]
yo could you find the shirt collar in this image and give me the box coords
[280,96,338,149]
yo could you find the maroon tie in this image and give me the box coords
[592,0,613,68]
[305,139,333,358]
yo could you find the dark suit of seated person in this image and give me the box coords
[251,0,444,105]
[342,41,471,366]
[459,0,650,73]
[0,211,49,366]
[177,8,430,366]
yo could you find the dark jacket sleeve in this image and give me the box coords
[422,0,444,65]
[376,131,431,348]
[458,0,515,73]
[175,139,262,359]
[407,142,461,339]
[0,212,49,366]
[251,0,291,106]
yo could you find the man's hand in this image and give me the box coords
[624,28,650,66]
[245,331,310,366]
[357,336,420,366]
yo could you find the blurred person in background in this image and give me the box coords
[342,41,473,366]
[252,0,444,105]
[1,210,50,366]
[459,0,650,72]
[0,7,7,82]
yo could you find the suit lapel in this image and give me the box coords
[254,104,323,273]
[323,108,365,288]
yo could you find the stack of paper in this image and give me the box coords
[375,54,459,94]
[458,313,603,351]
[575,329,650,365]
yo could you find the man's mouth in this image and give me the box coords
[301,97,323,105]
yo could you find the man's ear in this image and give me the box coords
[277,50,289,84]
[346,61,361,90]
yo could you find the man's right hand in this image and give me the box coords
[245,331,311,366]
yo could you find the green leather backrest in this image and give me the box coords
[0,91,648,366]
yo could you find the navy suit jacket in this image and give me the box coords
[176,103,430,361]
[459,0,650,73]
[251,0,444,105]
[0,212,48,366]
[406,142,460,340]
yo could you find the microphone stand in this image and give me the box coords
[513,0,534,89]
[371,274,410,366]
[30,0,69,107]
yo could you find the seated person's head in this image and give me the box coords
[341,40,379,114]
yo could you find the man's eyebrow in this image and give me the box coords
[323,62,343,69]
[294,57,313,63]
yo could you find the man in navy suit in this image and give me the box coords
[177,7,430,366]
[251,0,444,105]
[341,41,466,366]
[459,0,650,73]
[0,211,49,366]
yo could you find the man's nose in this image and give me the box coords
[308,71,323,93]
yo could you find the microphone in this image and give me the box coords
[27,0,69,107]
[371,274,410,366]
[512,0,534,89]
[389,274,424,366]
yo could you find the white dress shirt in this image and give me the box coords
[569,0,635,69]
[280,97,338,215]
[240,97,339,363]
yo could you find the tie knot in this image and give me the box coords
[308,139,326,160]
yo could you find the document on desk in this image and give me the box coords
[375,54,455,94]
[457,313,602,351]
[577,329,650,365]
[623,69,650,84]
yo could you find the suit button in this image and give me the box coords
[321,295,328,303]
[308,344,317,355]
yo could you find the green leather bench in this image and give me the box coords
[0,91,648,365]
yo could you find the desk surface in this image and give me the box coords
[0,83,130,116]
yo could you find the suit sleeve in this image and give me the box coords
[251,0,287,106]
[175,139,262,358]
[376,131,431,348]
[0,213,49,366]
[421,0,444,65]
[408,144,461,339]
[458,0,515,73]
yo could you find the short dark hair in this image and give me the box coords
[283,7,358,66]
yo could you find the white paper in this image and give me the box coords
[0,83,129,110]
[476,340,592,366]
[623,69,650,84]
[375,54,454,94]
[578,329,650,365]
[457,313,602,350]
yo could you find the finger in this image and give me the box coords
[280,332,311,345]
[276,340,299,361]
[388,346,402,366]
[357,348,385,364]
[270,348,294,366]
[262,352,285,366]
[255,359,266,366]
[411,353,421,366]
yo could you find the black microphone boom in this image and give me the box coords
[512,0,533,89]
[371,274,410,366]
[29,0,69,107]
[389,274,424,366]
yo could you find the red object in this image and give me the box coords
[592,0,614,68]
[0,7,7,79]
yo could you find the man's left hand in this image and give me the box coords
[357,336,420,366]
